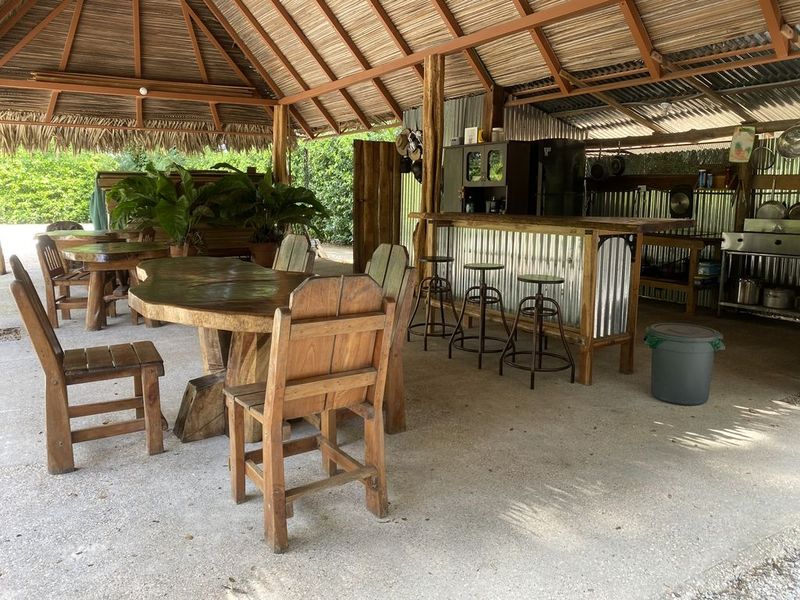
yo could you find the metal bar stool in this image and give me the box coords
[407,256,458,350]
[499,274,575,389]
[449,263,511,369]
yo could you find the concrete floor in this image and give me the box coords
[1,227,800,599]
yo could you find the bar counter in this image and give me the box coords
[409,212,692,384]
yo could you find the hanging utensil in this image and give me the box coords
[777,124,800,159]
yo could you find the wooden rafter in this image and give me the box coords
[262,0,371,129]
[758,0,790,58]
[179,1,222,131]
[0,0,38,39]
[228,0,341,133]
[510,0,571,94]
[280,0,620,105]
[651,51,759,122]
[0,0,71,69]
[310,0,402,121]
[45,0,84,122]
[193,0,313,138]
[364,0,424,81]
[619,0,661,79]
[559,69,667,133]
[507,51,800,107]
[133,0,143,127]
[429,0,492,90]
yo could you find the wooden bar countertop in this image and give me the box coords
[409,212,693,234]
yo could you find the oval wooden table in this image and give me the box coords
[62,242,170,330]
[129,257,311,442]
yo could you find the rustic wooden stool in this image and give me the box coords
[499,274,575,389]
[449,262,511,369]
[407,255,458,350]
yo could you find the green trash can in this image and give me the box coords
[644,323,725,405]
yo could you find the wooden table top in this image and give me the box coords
[61,242,169,263]
[409,212,694,234]
[129,257,311,333]
[35,229,122,241]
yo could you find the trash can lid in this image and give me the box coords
[645,322,723,343]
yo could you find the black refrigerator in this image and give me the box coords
[534,139,586,217]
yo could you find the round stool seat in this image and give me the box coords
[420,255,454,263]
[518,273,565,285]
[464,262,504,271]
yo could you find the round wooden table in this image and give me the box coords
[129,257,311,441]
[61,242,170,330]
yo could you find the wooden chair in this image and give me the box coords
[365,243,416,433]
[138,227,156,242]
[9,256,165,474]
[224,275,395,552]
[272,233,315,273]
[46,221,83,231]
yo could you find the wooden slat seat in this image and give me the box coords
[223,274,395,552]
[9,255,166,474]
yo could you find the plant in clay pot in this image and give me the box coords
[211,163,328,267]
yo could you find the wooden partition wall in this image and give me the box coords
[352,140,402,272]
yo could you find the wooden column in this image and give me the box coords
[482,85,505,141]
[272,104,290,184]
[415,53,444,274]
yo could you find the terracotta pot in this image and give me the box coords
[249,242,278,267]
[169,243,198,257]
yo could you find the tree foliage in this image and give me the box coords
[0,128,397,244]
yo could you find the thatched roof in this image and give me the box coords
[1,0,800,150]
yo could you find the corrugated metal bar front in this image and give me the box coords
[594,237,632,337]
[436,226,584,327]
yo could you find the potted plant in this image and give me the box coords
[211,164,329,267]
[110,163,248,256]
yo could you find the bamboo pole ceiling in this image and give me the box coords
[0,0,799,150]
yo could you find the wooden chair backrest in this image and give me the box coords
[138,227,156,242]
[365,244,416,344]
[9,255,64,373]
[272,233,314,273]
[265,275,395,423]
[46,221,83,231]
[36,235,66,282]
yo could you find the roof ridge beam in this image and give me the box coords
[619,0,661,79]
[280,0,619,105]
[310,0,403,120]
[262,0,371,129]
[430,0,493,90]
[758,0,790,58]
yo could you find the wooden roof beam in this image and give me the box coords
[189,0,313,138]
[759,0,790,58]
[0,0,38,39]
[0,0,71,69]
[560,69,668,133]
[262,0,371,129]
[310,0,402,120]
[45,0,83,122]
[228,0,340,133]
[179,1,222,131]
[364,0,424,81]
[651,51,759,123]
[510,0,571,94]
[133,0,143,127]
[282,0,619,104]
[429,0,493,90]
[619,0,661,79]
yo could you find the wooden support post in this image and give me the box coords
[735,155,755,231]
[482,85,506,141]
[417,54,445,276]
[577,231,598,385]
[620,234,644,374]
[272,104,290,184]
[0,240,6,275]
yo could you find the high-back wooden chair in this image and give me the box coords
[36,234,91,328]
[365,243,416,433]
[9,255,166,474]
[224,275,395,552]
[46,221,83,231]
[272,233,315,273]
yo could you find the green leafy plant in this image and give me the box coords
[109,163,248,245]
[211,163,329,244]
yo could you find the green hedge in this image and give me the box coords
[0,128,397,244]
